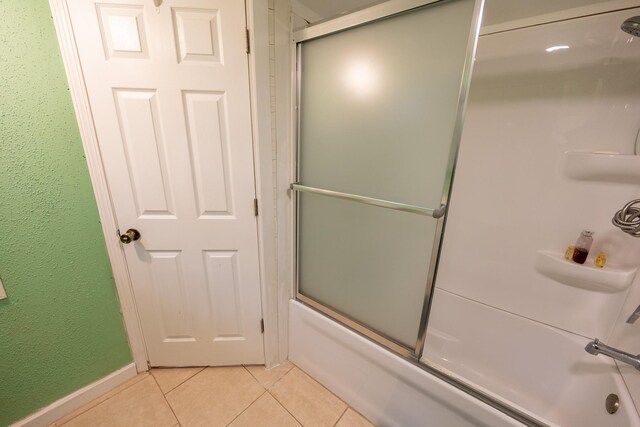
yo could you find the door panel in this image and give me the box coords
[113,89,176,217]
[182,90,233,216]
[172,8,222,63]
[148,250,193,340]
[67,0,263,366]
[203,250,244,339]
[96,4,149,59]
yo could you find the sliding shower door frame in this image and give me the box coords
[288,2,549,426]
[291,0,484,361]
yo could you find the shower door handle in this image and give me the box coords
[290,183,447,218]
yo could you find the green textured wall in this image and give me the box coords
[0,2,132,425]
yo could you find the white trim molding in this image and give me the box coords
[48,0,148,372]
[274,0,295,362]
[246,0,284,367]
[9,364,137,427]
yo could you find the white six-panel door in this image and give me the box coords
[66,0,264,366]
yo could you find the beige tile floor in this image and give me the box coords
[51,361,374,427]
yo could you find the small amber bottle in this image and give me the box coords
[595,253,607,268]
[572,230,594,264]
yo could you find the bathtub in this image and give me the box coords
[290,300,523,427]
[423,289,639,427]
[289,294,639,426]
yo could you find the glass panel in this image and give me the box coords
[298,0,476,208]
[297,0,478,350]
[298,192,437,348]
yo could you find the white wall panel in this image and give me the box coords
[436,8,640,340]
[424,289,639,427]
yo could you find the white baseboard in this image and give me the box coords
[10,363,137,427]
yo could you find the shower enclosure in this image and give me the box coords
[288,1,640,426]
[291,0,483,359]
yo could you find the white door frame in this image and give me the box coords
[49,0,283,371]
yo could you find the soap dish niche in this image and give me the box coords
[563,151,640,183]
[534,250,637,293]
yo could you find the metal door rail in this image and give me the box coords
[291,183,446,218]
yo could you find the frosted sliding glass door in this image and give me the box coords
[295,0,481,353]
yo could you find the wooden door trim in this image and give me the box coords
[245,0,283,367]
[49,0,280,371]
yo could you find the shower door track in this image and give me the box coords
[296,294,417,359]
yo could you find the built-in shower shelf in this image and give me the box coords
[563,151,640,183]
[534,250,637,293]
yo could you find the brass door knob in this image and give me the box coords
[120,229,141,244]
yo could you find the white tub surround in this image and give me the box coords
[429,7,640,422]
[436,7,640,342]
[424,289,639,427]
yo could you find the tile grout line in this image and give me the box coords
[263,364,305,425]
[150,371,182,426]
[155,366,207,395]
[291,366,351,408]
[279,362,295,378]
[351,407,375,426]
[263,367,291,391]
[242,365,261,384]
[332,406,349,427]
[50,373,150,426]
[240,363,307,425]
[242,361,295,388]
[271,366,355,427]
[225,389,268,426]
[226,365,286,426]
[266,389,306,427]
[250,362,295,390]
